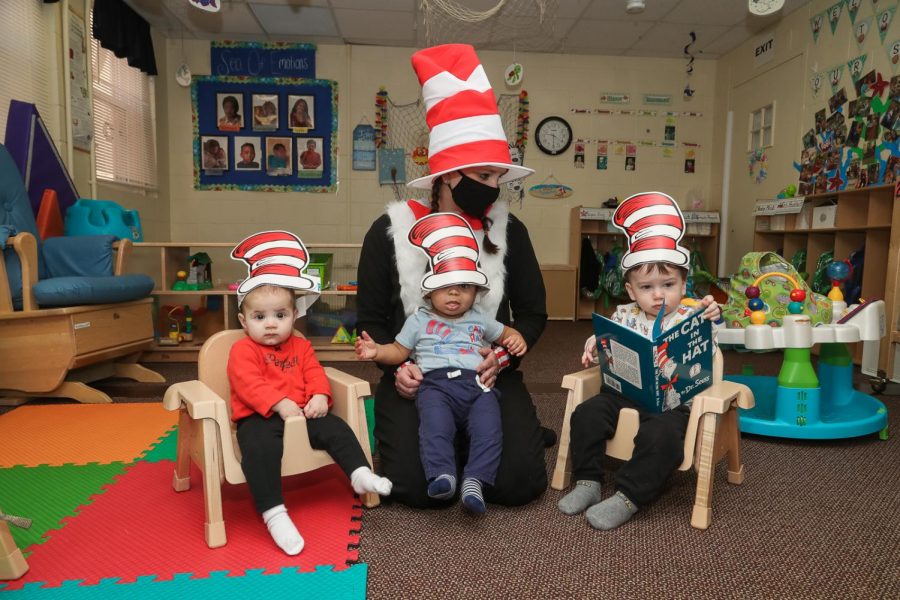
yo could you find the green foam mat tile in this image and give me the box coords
[0,462,127,551]
[137,427,177,463]
[0,565,368,598]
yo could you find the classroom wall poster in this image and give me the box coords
[352,124,376,170]
[596,141,608,170]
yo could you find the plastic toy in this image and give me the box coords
[64,198,143,241]
[721,266,888,440]
[186,252,213,290]
[172,270,188,291]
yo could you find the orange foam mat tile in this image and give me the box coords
[1,460,362,590]
[0,404,177,467]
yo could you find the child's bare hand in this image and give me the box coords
[502,330,528,356]
[355,331,378,360]
[699,295,721,322]
[581,335,598,368]
[303,394,329,419]
[273,398,302,420]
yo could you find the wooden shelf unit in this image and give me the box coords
[130,242,362,363]
[569,206,720,320]
[752,184,900,380]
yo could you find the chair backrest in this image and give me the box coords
[0,144,42,309]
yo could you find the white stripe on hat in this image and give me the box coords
[421,226,476,248]
[421,65,492,113]
[249,255,308,271]
[429,114,507,156]
[242,239,304,259]
[434,246,479,263]
[622,205,681,229]
[632,225,684,242]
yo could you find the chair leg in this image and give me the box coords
[172,410,192,492]
[361,491,380,508]
[0,519,28,580]
[722,410,746,485]
[550,397,575,491]
[690,413,719,530]
[114,360,165,383]
[198,420,226,548]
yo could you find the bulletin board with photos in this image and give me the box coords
[191,75,337,192]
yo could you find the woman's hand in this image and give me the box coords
[303,394,329,419]
[476,346,500,389]
[699,295,721,322]
[395,363,423,400]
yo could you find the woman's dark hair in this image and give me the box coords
[429,177,499,254]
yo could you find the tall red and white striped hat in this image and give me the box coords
[408,212,489,293]
[231,230,316,304]
[407,44,534,189]
[613,191,690,271]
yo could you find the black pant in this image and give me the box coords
[374,369,547,508]
[236,412,370,514]
[569,392,690,508]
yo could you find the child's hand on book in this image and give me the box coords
[303,394,329,419]
[502,330,528,356]
[581,335,598,368]
[273,398,302,420]
[698,295,721,322]
[355,331,378,360]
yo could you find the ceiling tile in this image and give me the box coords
[333,8,416,43]
[584,0,681,22]
[628,22,729,53]
[249,3,338,36]
[330,0,414,9]
[665,0,747,26]
[566,19,655,50]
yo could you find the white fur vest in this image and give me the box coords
[386,199,509,318]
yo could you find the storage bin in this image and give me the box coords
[305,253,333,290]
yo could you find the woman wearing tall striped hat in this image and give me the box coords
[357,44,549,508]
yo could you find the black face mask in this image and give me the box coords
[450,170,500,219]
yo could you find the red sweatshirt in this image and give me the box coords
[227,335,332,422]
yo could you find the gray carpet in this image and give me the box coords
[2,322,898,598]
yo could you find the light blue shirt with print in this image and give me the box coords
[396,306,504,373]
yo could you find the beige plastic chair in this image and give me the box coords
[550,350,754,529]
[0,507,28,580]
[163,329,379,548]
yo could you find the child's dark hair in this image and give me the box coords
[273,143,286,152]
[624,262,688,282]
[430,177,499,254]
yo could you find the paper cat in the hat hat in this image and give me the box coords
[408,212,489,294]
[231,230,318,311]
[612,191,690,272]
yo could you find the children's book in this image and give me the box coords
[592,304,713,412]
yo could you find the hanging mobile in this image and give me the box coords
[175,30,192,88]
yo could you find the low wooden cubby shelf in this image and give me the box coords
[130,242,361,363]
[753,184,900,381]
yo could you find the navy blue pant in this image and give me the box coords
[569,391,690,508]
[416,368,502,485]
[236,412,370,514]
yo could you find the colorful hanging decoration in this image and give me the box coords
[877,6,896,43]
[748,149,768,184]
[828,1,843,35]
[516,90,529,149]
[811,11,825,43]
[683,31,696,98]
[374,87,388,149]
[855,16,873,50]
[847,0,862,25]
[887,38,900,71]
[847,54,868,85]
[528,174,573,199]
[811,71,824,98]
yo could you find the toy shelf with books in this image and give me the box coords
[129,242,362,362]
[751,184,900,381]
[569,205,720,320]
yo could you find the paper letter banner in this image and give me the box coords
[596,141,608,170]
[811,12,825,42]
[829,65,845,93]
[811,71,824,98]
[847,0,862,25]
[855,16,873,50]
[887,38,900,72]
[877,6,896,43]
[828,2,844,35]
[848,54,868,83]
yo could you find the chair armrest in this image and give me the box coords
[112,238,132,276]
[679,380,755,471]
[0,232,38,312]
[561,367,602,408]
[324,367,371,430]
[163,380,229,422]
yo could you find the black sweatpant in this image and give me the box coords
[374,369,547,508]
[568,392,690,508]
[236,412,370,514]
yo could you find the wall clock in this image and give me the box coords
[748,0,784,17]
[535,116,573,156]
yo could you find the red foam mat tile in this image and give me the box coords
[3,460,361,590]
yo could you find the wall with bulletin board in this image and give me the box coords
[191,75,337,192]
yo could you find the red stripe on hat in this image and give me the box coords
[411,44,480,86]
[248,246,308,263]
[614,194,674,227]
[432,257,478,275]
[427,139,512,177]
[631,238,678,253]
[425,89,498,130]
[625,214,684,235]
[409,214,473,246]
[251,264,302,277]
[429,235,479,255]
[232,231,301,259]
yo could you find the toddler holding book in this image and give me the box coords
[558,192,721,530]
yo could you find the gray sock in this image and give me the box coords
[557,480,603,515]
[585,491,638,530]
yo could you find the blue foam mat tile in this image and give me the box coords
[0,564,368,598]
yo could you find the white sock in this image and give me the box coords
[262,504,304,556]
[350,466,393,496]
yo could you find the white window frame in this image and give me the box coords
[90,33,157,191]
[749,103,775,151]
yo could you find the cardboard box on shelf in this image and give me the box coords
[811,204,837,229]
